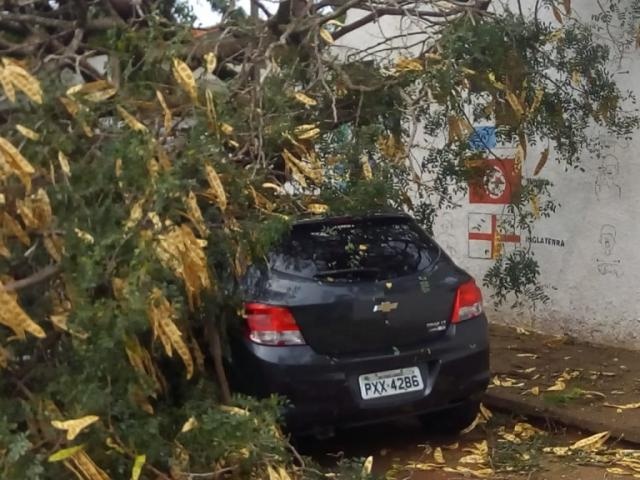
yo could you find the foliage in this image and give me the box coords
[0,0,637,478]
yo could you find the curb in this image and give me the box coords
[483,390,640,446]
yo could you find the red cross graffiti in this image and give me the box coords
[468,214,521,259]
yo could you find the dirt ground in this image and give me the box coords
[302,412,638,479]
[300,324,640,479]
[489,323,640,443]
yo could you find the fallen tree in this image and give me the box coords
[0,0,637,478]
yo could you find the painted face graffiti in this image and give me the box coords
[599,224,616,256]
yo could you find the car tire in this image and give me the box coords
[418,400,480,434]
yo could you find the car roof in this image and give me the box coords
[292,212,413,228]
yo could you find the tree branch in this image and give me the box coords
[250,0,272,18]
[1,265,62,292]
[0,13,121,32]
[333,11,383,40]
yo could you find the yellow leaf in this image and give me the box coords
[488,72,506,90]
[125,199,145,230]
[443,442,459,450]
[4,64,43,104]
[262,182,286,194]
[283,149,323,184]
[148,289,194,379]
[533,148,550,176]
[184,191,208,237]
[204,52,217,75]
[461,413,482,434]
[552,4,564,23]
[433,447,445,464]
[180,417,198,433]
[570,431,610,451]
[0,67,16,102]
[48,445,86,462]
[60,96,79,117]
[43,234,64,262]
[219,405,249,416]
[546,379,566,391]
[267,465,280,480]
[604,402,640,410]
[205,89,217,128]
[447,116,464,143]
[117,106,148,132]
[319,28,334,44]
[506,91,525,118]
[16,124,39,141]
[131,454,145,480]
[307,203,329,215]
[296,127,320,140]
[394,57,423,72]
[67,80,117,102]
[362,456,374,474]
[479,403,493,421]
[172,58,198,102]
[204,164,227,211]
[74,228,95,245]
[58,151,71,177]
[155,90,173,135]
[0,136,35,179]
[293,92,318,106]
[277,467,292,480]
[0,284,46,339]
[514,143,525,172]
[51,415,100,440]
[360,155,373,180]
[459,454,487,465]
[219,122,234,135]
[63,450,110,480]
[571,70,582,87]
[2,213,30,246]
[531,195,540,219]
[154,224,211,309]
[445,466,494,478]
[607,467,632,475]
[530,87,544,114]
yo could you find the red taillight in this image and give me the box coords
[451,280,483,324]
[244,303,306,346]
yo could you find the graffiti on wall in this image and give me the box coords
[595,154,622,201]
[595,224,622,277]
[468,213,521,259]
[468,158,521,204]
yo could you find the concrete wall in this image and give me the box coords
[337,3,640,349]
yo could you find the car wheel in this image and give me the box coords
[419,400,480,434]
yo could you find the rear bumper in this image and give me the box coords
[228,316,490,434]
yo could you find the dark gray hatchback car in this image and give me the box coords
[229,213,490,435]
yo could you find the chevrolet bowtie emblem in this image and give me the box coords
[373,301,398,313]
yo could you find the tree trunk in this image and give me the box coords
[206,322,232,404]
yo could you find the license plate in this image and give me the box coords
[358,367,424,400]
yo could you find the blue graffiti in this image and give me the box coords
[468,126,497,151]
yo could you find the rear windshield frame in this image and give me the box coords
[268,216,441,281]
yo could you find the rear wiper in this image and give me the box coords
[314,268,380,280]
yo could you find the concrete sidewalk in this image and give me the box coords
[484,323,640,444]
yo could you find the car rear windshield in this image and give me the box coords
[269,218,440,280]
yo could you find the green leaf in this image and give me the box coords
[48,445,85,462]
[131,454,146,480]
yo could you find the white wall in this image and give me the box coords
[337,3,640,349]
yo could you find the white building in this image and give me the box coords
[337,2,640,349]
